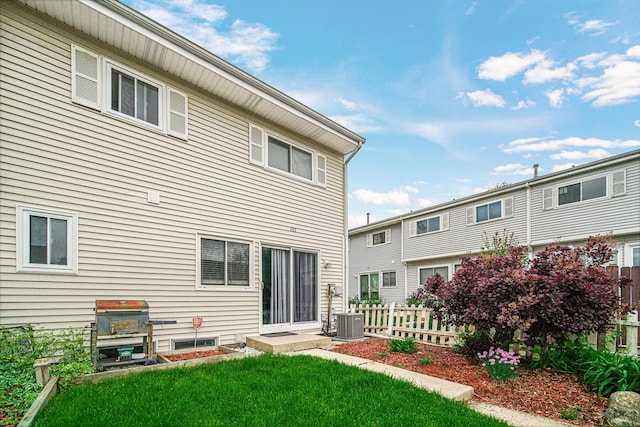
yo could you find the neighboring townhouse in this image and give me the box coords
[349,150,640,304]
[0,0,365,351]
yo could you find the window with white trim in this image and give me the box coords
[359,272,379,299]
[466,197,513,225]
[542,170,625,210]
[71,45,188,139]
[172,336,218,350]
[248,124,327,186]
[16,206,78,274]
[366,229,390,247]
[419,266,449,286]
[382,271,397,288]
[198,237,251,287]
[410,213,449,237]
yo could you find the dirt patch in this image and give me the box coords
[331,338,608,426]
[163,349,226,362]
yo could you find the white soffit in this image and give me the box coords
[17,0,365,155]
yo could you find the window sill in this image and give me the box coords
[17,266,78,275]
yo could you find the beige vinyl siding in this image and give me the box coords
[0,3,345,349]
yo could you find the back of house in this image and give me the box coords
[0,0,364,352]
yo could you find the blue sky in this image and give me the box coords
[122,0,640,228]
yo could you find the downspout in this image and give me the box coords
[401,218,406,300]
[343,141,364,311]
[525,182,533,259]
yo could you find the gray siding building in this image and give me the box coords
[349,150,640,304]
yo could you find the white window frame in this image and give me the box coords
[171,335,219,351]
[544,170,626,210]
[266,133,314,183]
[417,265,450,286]
[410,213,449,237]
[105,61,164,131]
[249,125,327,187]
[625,242,640,267]
[16,206,78,274]
[382,270,397,288]
[466,197,513,225]
[358,272,380,299]
[196,235,253,290]
[366,229,391,247]
[71,45,188,139]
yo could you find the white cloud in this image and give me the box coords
[552,163,577,172]
[628,45,640,58]
[635,120,640,127]
[550,149,610,160]
[582,60,640,106]
[523,61,577,84]
[491,163,534,176]
[129,0,278,73]
[465,2,477,16]
[477,50,546,81]
[352,189,411,206]
[401,185,419,194]
[464,89,506,107]
[512,98,535,110]
[336,97,357,110]
[546,89,565,108]
[456,178,471,183]
[330,113,383,134]
[503,137,640,153]
[573,19,617,35]
[576,52,608,69]
[348,214,371,228]
[417,198,436,208]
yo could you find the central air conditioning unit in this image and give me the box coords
[336,313,364,339]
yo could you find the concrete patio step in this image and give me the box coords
[246,333,331,354]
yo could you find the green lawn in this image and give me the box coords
[34,354,507,427]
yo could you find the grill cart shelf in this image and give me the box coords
[90,299,154,370]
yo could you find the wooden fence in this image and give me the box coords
[349,266,640,356]
[348,303,462,347]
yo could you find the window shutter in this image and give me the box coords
[385,229,391,244]
[366,233,372,248]
[249,125,264,165]
[72,46,100,109]
[441,212,449,231]
[316,154,327,186]
[611,170,626,197]
[167,88,188,138]
[503,197,514,218]
[466,207,474,225]
[409,220,417,237]
[542,188,553,210]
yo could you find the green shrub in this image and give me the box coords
[418,356,432,365]
[389,336,418,354]
[349,296,385,306]
[0,325,93,426]
[454,329,494,358]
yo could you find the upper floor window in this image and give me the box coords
[110,67,159,126]
[198,237,250,288]
[542,170,625,210]
[466,197,513,225]
[248,124,327,187]
[16,206,78,274]
[366,229,390,247]
[559,177,606,205]
[410,213,449,237]
[268,136,313,180]
[71,45,187,139]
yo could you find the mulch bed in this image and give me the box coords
[331,338,609,426]
[163,349,226,362]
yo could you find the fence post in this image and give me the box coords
[387,302,395,336]
[624,311,639,357]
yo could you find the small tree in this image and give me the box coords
[413,235,629,361]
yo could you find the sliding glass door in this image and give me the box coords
[262,248,318,328]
